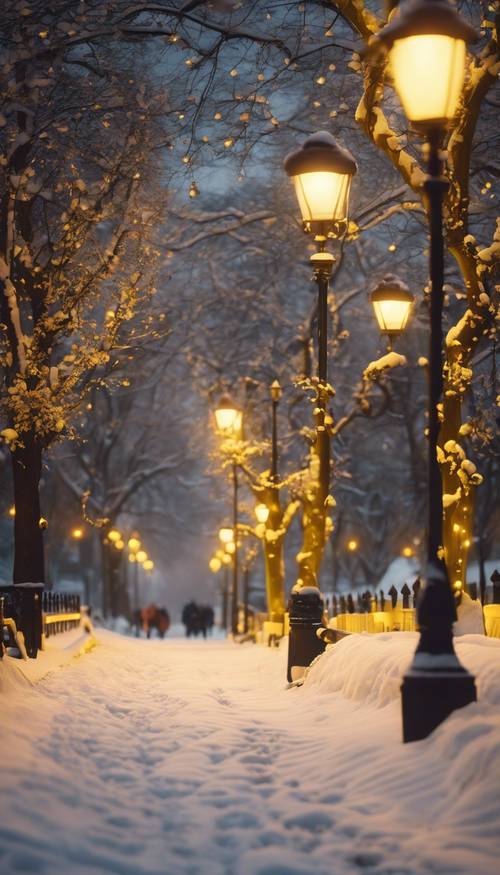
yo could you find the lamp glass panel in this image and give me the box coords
[373,299,412,333]
[390,35,466,123]
[255,503,270,523]
[215,407,242,435]
[219,527,234,544]
[294,171,350,223]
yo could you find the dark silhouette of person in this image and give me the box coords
[182,601,201,637]
[200,605,215,638]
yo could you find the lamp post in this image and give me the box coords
[215,395,243,636]
[370,275,414,351]
[377,0,477,742]
[128,535,141,613]
[270,380,282,483]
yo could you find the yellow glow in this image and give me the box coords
[8,505,15,518]
[372,298,412,334]
[453,523,461,533]
[128,554,136,563]
[225,541,236,555]
[108,529,121,542]
[255,503,270,524]
[209,557,222,573]
[128,537,141,553]
[136,550,147,564]
[143,559,154,571]
[347,539,358,552]
[293,170,350,223]
[115,539,125,550]
[401,546,414,558]
[255,522,266,539]
[453,579,463,590]
[219,527,234,544]
[464,538,471,548]
[390,34,466,124]
[71,527,83,540]
[222,553,232,565]
[214,407,242,436]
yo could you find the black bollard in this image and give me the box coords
[286,587,326,683]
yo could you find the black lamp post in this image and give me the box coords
[270,380,282,483]
[283,132,357,681]
[215,395,243,636]
[377,0,477,742]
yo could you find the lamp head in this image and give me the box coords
[218,526,234,544]
[284,131,357,237]
[214,394,243,437]
[370,274,414,340]
[270,380,282,402]
[377,0,477,128]
[255,503,270,524]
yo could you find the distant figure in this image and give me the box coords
[134,604,170,639]
[182,601,201,637]
[200,605,215,638]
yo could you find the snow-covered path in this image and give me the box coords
[1,631,499,875]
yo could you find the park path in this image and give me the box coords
[1,631,497,875]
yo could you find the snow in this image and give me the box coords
[1,630,499,875]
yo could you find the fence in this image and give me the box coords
[0,586,83,660]
[325,577,500,639]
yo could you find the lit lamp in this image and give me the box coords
[128,536,141,553]
[284,131,357,237]
[8,505,16,518]
[225,541,236,555]
[270,380,282,484]
[379,0,476,130]
[71,527,83,540]
[143,559,154,572]
[209,557,222,573]
[222,553,232,566]
[108,529,121,543]
[377,0,478,744]
[218,527,234,545]
[214,394,242,437]
[255,503,270,524]
[136,550,148,564]
[347,539,358,552]
[370,275,414,350]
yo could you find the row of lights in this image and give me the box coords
[107,529,154,571]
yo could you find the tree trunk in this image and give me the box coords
[263,486,286,620]
[12,433,45,584]
[297,423,331,587]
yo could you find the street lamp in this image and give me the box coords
[127,534,141,611]
[377,0,477,742]
[284,131,357,385]
[209,556,222,573]
[215,395,243,636]
[71,527,83,540]
[370,274,414,350]
[270,380,282,483]
[219,526,234,545]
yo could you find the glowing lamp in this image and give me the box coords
[370,275,414,342]
[284,131,357,235]
[143,559,154,571]
[136,550,147,564]
[219,527,234,544]
[108,529,121,542]
[270,380,282,402]
[222,553,232,566]
[347,539,358,552]
[115,539,125,550]
[225,541,236,555]
[255,503,270,524]
[8,505,16,518]
[128,554,136,563]
[214,395,242,437]
[377,0,477,127]
[71,527,83,540]
[209,557,222,573]
[128,536,141,553]
[401,546,414,558]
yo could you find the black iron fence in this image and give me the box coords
[0,586,83,660]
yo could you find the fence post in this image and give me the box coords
[388,585,398,609]
[401,584,411,609]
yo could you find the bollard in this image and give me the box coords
[286,586,326,683]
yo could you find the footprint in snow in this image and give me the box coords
[283,811,334,833]
[216,810,261,830]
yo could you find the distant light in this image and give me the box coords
[219,527,234,544]
[225,541,236,555]
[143,559,154,572]
[8,505,15,518]
[347,539,358,552]
[136,550,148,564]
[401,546,414,558]
[255,503,270,524]
[209,557,222,573]
[115,539,125,550]
[128,537,141,553]
[108,529,121,542]
[222,553,232,565]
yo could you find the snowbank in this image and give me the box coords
[305,631,500,706]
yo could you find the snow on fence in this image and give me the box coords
[325,577,500,638]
